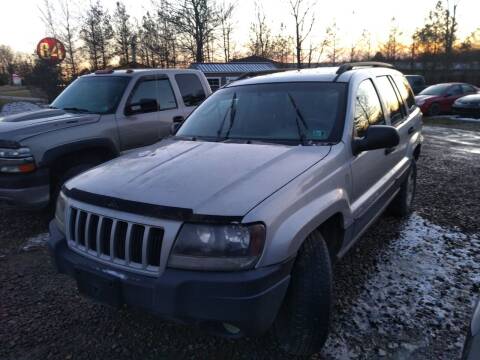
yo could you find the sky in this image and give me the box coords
[0,0,478,57]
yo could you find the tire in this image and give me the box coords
[388,160,417,217]
[272,230,333,356]
[51,163,95,206]
[428,102,441,116]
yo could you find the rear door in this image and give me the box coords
[174,73,207,119]
[379,75,420,180]
[350,78,392,222]
[117,74,180,149]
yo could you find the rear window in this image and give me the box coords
[393,75,416,112]
[376,76,406,125]
[175,74,206,107]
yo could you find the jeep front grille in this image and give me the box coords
[67,207,164,275]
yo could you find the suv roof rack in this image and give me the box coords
[235,69,290,82]
[335,62,394,75]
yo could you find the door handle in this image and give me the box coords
[408,126,415,135]
[173,116,185,123]
[385,147,396,155]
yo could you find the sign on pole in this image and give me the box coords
[36,37,66,64]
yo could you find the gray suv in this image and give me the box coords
[49,62,422,356]
[0,69,211,209]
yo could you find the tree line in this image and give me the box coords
[0,0,479,94]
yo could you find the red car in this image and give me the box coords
[415,82,479,116]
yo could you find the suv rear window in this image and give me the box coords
[175,74,206,107]
[393,75,416,112]
[376,76,405,125]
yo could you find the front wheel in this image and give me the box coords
[272,230,333,356]
[388,160,417,217]
[429,102,441,116]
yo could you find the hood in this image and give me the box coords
[66,139,331,217]
[0,109,101,143]
[415,94,438,103]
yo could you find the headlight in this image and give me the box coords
[168,223,266,271]
[54,192,67,234]
[0,147,36,173]
[0,147,32,158]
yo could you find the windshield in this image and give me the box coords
[51,76,130,114]
[176,82,347,144]
[419,84,451,96]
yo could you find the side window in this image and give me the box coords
[448,85,462,96]
[376,76,405,126]
[461,84,475,94]
[129,77,177,112]
[393,75,416,113]
[354,79,385,137]
[175,74,206,107]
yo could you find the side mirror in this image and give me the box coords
[125,98,158,115]
[170,116,185,135]
[352,125,400,156]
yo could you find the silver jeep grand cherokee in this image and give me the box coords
[49,62,422,356]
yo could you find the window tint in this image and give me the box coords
[354,79,385,137]
[129,77,177,112]
[448,85,462,96]
[461,84,476,94]
[376,76,405,125]
[393,75,416,112]
[175,74,206,106]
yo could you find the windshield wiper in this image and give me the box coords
[287,93,309,146]
[216,92,237,139]
[62,107,92,113]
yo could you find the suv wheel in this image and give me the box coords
[388,160,417,217]
[272,230,333,356]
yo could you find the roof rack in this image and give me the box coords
[94,69,114,75]
[235,69,289,81]
[335,62,394,75]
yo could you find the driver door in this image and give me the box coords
[117,75,179,150]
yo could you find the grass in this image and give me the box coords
[423,115,480,131]
[0,85,36,98]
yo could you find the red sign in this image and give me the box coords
[36,37,66,64]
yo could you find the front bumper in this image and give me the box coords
[48,221,293,336]
[0,168,50,209]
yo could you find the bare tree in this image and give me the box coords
[80,1,114,70]
[381,17,404,61]
[170,0,222,63]
[287,0,316,68]
[58,0,78,77]
[325,22,341,65]
[247,2,274,58]
[38,0,57,37]
[219,1,235,62]
[113,1,133,65]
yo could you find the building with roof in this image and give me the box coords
[189,62,279,91]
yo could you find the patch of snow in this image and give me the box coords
[21,233,49,252]
[0,101,42,116]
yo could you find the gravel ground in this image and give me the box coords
[1,124,479,360]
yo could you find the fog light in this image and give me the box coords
[223,323,241,335]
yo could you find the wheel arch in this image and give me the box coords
[257,190,352,267]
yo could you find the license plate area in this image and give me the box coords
[75,267,123,307]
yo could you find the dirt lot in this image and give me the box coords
[1,123,479,360]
